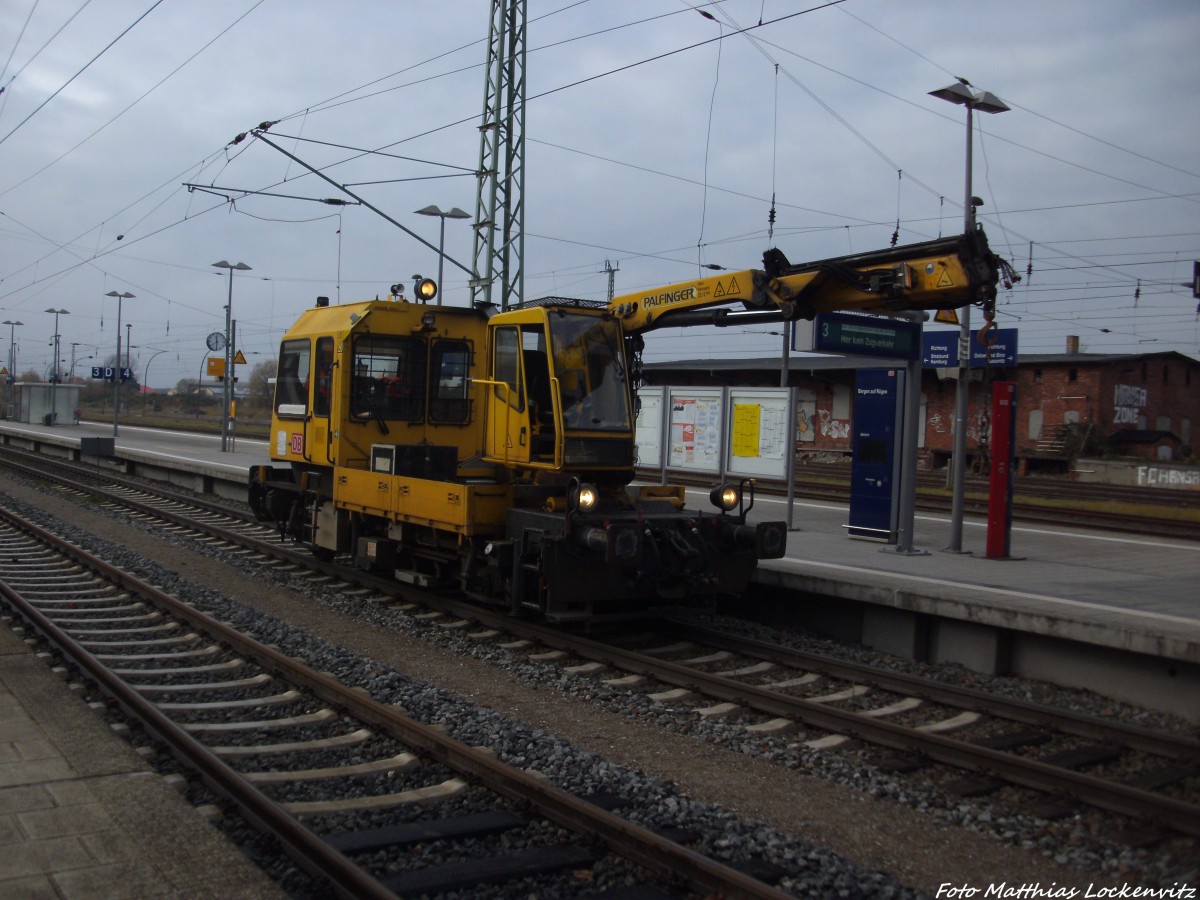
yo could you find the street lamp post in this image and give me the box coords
[415,206,470,305]
[2,320,22,419]
[70,343,95,382]
[211,261,252,452]
[141,349,167,414]
[105,291,135,437]
[929,80,1009,553]
[45,308,69,425]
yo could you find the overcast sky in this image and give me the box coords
[1,1,1197,389]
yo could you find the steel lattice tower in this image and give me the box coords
[472,0,526,311]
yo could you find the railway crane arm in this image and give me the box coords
[608,228,1012,343]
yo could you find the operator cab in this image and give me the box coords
[485,303,634,476]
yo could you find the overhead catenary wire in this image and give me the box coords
[0,0,166,149]
[0,0,269,200]
[1,0,98,118]
[0,2,1194,371]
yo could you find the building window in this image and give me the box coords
[831,383,851,420]
[1033,369,1042,383]
[1028,409,1043,441]
[1068,368,1077,382]
[917,393,927,448]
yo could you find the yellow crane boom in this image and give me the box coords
[609,230,1011,343]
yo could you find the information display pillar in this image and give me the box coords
[848,368,905,542]
[986,381,1017,559]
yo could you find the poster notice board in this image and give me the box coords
[725,388,791,479]
[667,388,723,472]
[634,387,665,469]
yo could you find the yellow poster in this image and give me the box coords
[731,403,761,457]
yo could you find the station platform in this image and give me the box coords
[735,488,1200,719]
[746,488,1200,653]
[1,419,1198,718]
[0,620,283,897]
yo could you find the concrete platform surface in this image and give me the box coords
[0,623,283,899]
[738,490,1200,664]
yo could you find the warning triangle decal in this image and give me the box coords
[934,309,959,325]
[936,268,955,288]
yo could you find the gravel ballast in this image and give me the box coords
[1,472,1195,896]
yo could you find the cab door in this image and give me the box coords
[485,324,532,467]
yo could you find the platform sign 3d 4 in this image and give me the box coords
[91,367,134,382]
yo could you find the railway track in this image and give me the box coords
[0,505,789,898]
[1,447,1196,855]
[563,619,1200,837]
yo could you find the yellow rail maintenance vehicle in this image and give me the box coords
[249,231,1008,621]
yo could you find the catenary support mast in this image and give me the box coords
[472,0,527,312]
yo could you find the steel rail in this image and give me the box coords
[481,614,1200,838]
[662,618,1200,760]
[0,519,394,899]
[7,452,1198,838]
[0,505,790,900]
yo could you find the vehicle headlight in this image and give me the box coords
[415,277,438,302]
[710,482,740,512]
[576,482,598,512]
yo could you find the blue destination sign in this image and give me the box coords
[922,328,1018,368]
[91,366,134,381]
[811,312,920,360]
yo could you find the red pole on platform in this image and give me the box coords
[986,381,1016,559]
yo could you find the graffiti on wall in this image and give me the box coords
[796,401,815,443]
[1137,466,1200,490]
[1114,384,1147,425]
[818,408,851,440]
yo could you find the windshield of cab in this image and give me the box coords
[547,312,631,432]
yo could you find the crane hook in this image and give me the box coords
[977,313,999,347]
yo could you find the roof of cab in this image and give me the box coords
[281,298,487,341]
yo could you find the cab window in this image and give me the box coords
[430,340,471,424]
[312,337,334,418]
[275,339,310,417]
[350,335,426,422]
[492,327,524,412]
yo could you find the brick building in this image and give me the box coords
[642,345,1200,470]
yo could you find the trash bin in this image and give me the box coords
[43,413,53,425]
